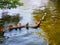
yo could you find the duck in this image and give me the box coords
[12,24,18,30]
[7,25,13,31]
[17,23,22,30]
[25,23,29,30]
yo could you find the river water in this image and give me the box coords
[0,0,49,45]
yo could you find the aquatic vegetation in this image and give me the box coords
[33,0,60,45]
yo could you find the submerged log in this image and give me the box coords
[0,15,46,34]
[30,21,40,29]
[30,15,46,28]
[17,23,25,30]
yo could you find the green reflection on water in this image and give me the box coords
[0,13,22,28]
[33,0,60,45]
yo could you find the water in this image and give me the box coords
[0,0,49,45]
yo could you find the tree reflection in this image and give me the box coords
[0,12,22,28]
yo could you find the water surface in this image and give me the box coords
[0,0,49,45]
